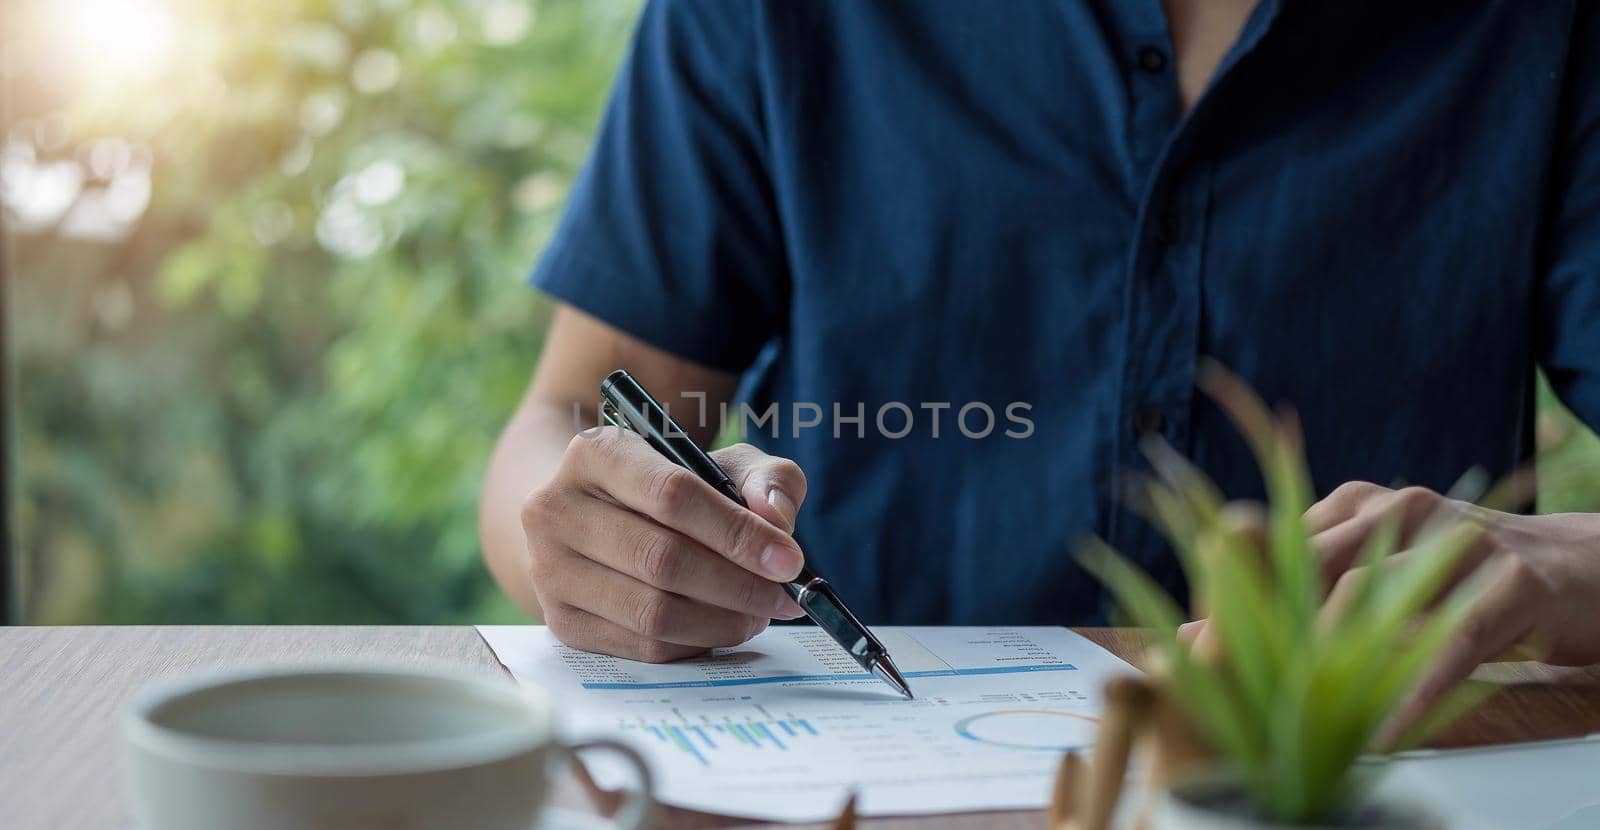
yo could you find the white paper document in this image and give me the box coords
[477,625,1139,821]
[1374,734,1600,830]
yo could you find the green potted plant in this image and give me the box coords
[1080,363,1510,829]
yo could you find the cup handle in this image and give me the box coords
[545,738,656,830]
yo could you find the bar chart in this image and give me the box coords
[619,713,822,767]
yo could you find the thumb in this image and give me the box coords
[711,443,809,534]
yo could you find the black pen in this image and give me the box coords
[599,369,913,699]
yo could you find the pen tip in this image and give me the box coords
[873,658,914,700]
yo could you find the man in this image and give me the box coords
[479,0,1600,723]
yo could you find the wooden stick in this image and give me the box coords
[1079,676,1157,830]
[1048,751,1086,830]
[829,790,858,830]
[1147,685,1213,785]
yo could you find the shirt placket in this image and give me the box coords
[1103,1,1189,570]
[1106,0,1282,587]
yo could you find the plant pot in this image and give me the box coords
[1151,773,1442,830]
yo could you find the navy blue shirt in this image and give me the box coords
[532,0,1600,625]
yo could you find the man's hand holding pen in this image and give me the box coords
[521,431,808,663]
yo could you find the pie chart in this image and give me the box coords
[952,709,1099,751]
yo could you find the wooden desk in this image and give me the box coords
[3,627,1598,829]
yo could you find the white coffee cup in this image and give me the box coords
[123,664,654,830]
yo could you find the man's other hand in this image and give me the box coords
[1181,482,1600,743]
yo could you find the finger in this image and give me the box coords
[547,546,767,649]
[1214,501,1270,582]
[1376,563,1539,749]
[572,501,804,619]
[1190,620,1226,666]
[544,602,705,664]
[1304,481,1387,535]
[1312,487,1441,585]
[570,429,805,581]
[1177,619,1227,667]
[1319,528,1500,628]
[713,443,809,533]
[1319,560,1395,630]
[1217,502,1269,553]
[1183,505,1260,666]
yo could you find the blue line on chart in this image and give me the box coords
[752,722,786,750]
[581,663,1077,690]
[663,725,708,766]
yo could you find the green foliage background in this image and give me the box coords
[9,0,641,623]
[4,0,1598,625]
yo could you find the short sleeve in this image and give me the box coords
[530,0,785,373]
[1539,3,1600,427]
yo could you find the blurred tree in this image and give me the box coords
[3,0,1597,625]
[4,0,640,623]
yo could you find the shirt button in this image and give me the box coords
[1137,46,1168,73]
[1132,407,1167,436]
